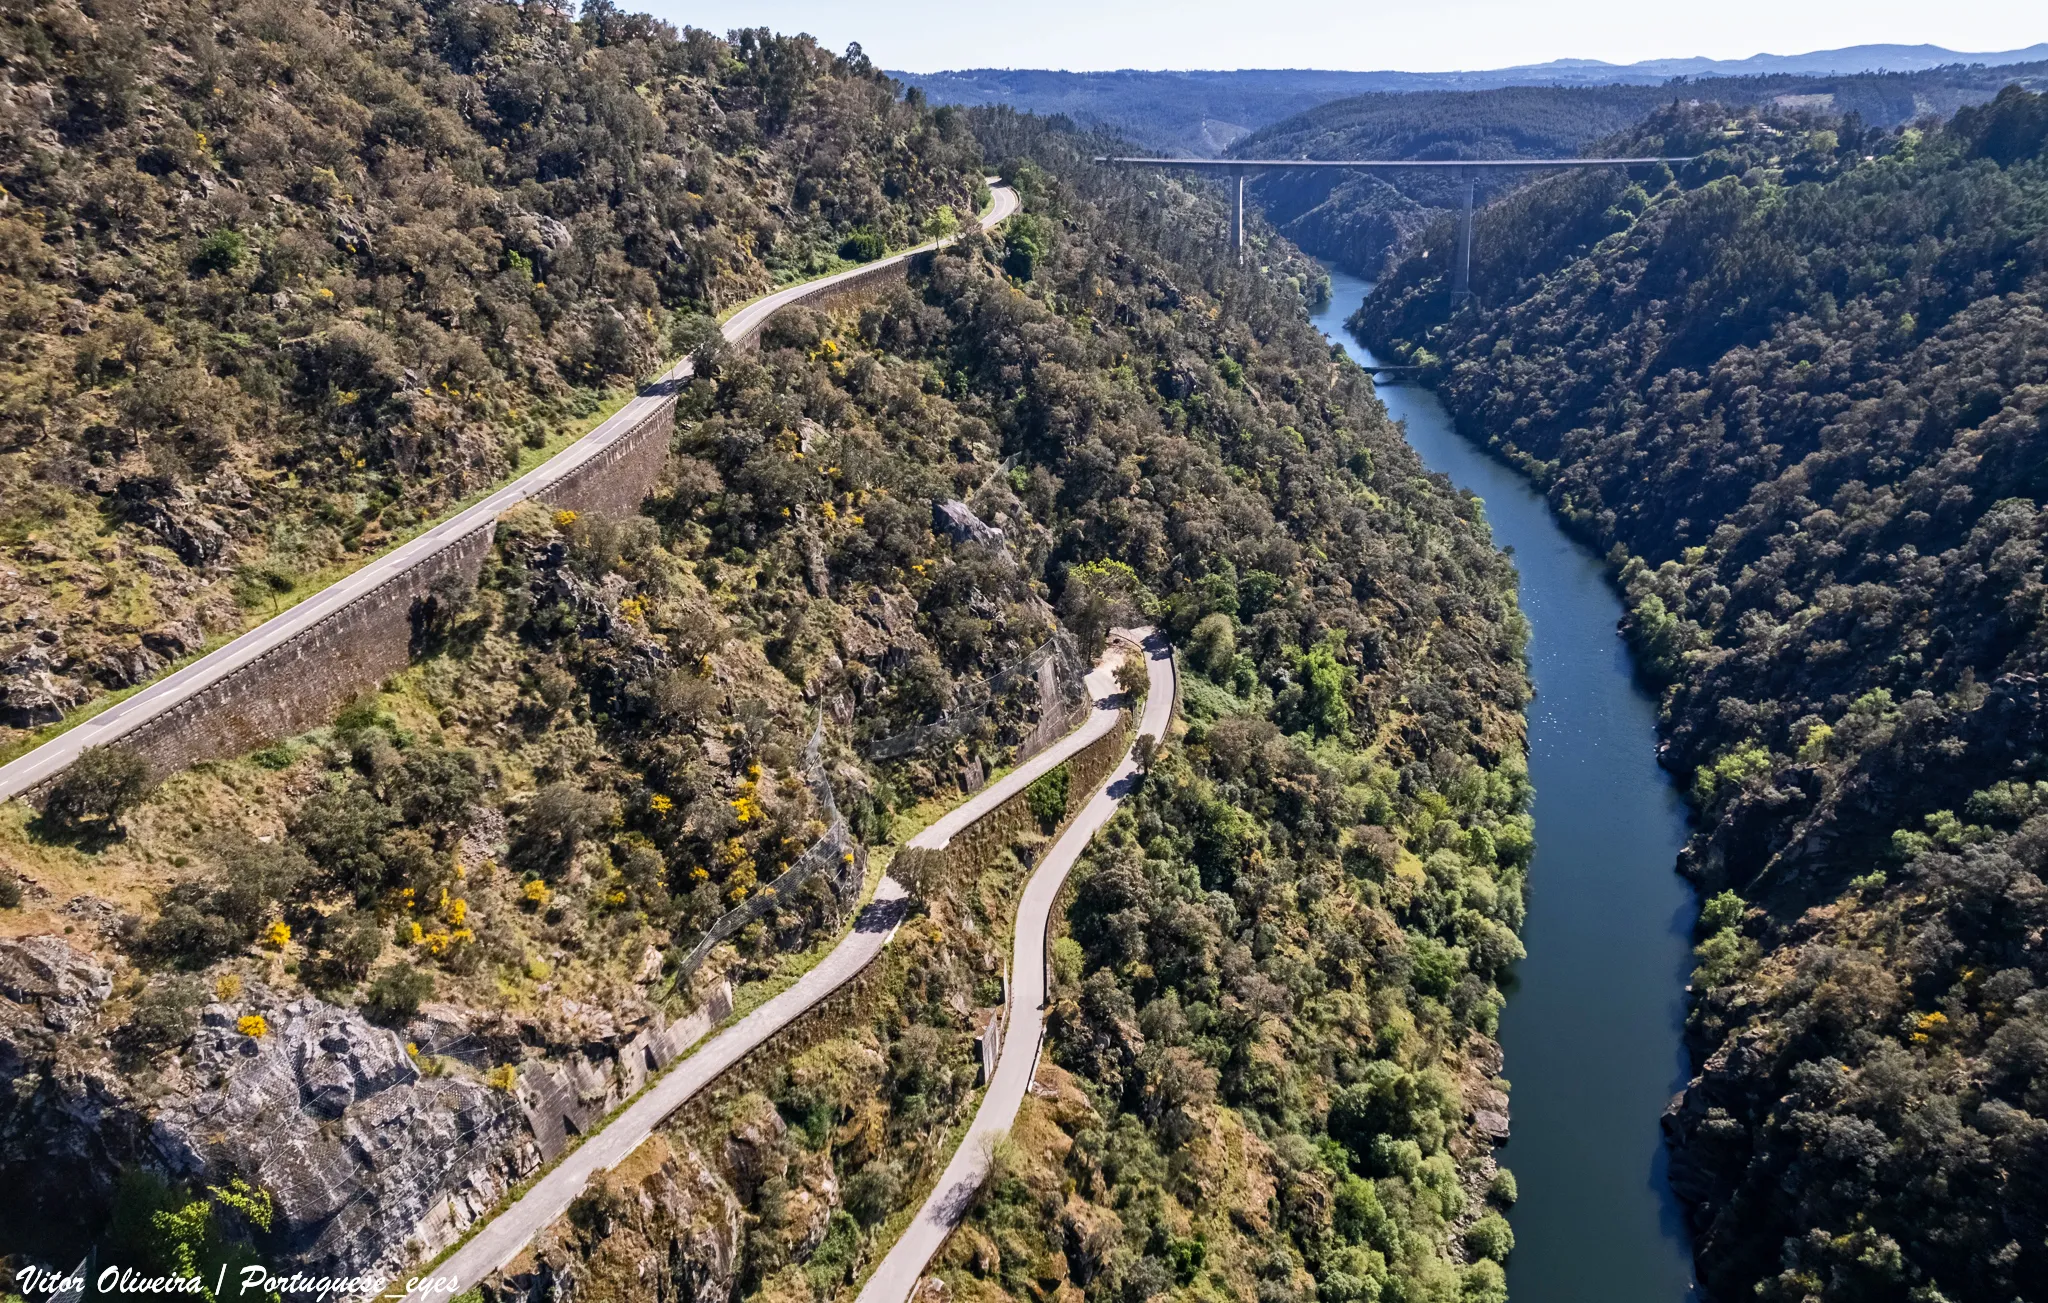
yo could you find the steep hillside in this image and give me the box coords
[1355,90,2048,1302]
[1234,64,2048,275]
[0,0,983,756]
[0,83,1537,1303]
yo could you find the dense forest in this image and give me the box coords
[902,57,2048,164]
[0,5,1542,1303]
[0,0,983,755]
[1230,64,2048,275]
[1355,88,2048,1302]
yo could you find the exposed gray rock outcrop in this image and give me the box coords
[0,937,536,1279]
[932,500,1004,549]
[485,1135,741,1303]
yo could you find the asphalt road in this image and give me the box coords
[0,181,1018,805]
[405,878,913,1302]
[393,626,1139,1303]
[853,627,1177,1303]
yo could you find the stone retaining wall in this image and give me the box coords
[732,257,918,353]
[30,245,933,794]
[512,980,736,1166]
[889,709,1132,891]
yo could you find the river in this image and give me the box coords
[1307,264,1700,1302]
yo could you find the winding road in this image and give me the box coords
[0,182,1019,806]
[855,628,1177,1303]
[0,166,1157,1303]
[394,629,1168,1302]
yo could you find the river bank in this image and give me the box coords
[1308,265,1699,1302]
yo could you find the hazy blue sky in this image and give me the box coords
[639,0,2041,74]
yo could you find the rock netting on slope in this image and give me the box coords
[0,935,739,1278]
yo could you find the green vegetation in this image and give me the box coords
[0,0,981,751]
[1026,765,1073,834]
[40,744,154,835]
[101,1173,276,1302]
[1357,85,2048,1303]
[904,110,1532,1303]
[0,6,1549,1298]
[1232,66,2048,276]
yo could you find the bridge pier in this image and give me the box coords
[1230,172,1245,262]
[1095,154,1693,295]
[1452,171,1476,305]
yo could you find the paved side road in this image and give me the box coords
[854,628,1177,1303]
[0,181,1019,805]
[402,880,912,1303]
[908,658,1124,854]
[392,625,1128,1303]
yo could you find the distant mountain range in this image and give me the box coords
[896,42,2048,156]
[1502,42,2048,78]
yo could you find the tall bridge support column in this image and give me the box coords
[1452,172,1476,305]
[1230,171,1246,262]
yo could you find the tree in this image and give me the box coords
[1463,1213,1515,1261]
[1189,613,1237,681]
[1026,764,1071,833]
[510,782,617,878]
[364,962,433,1023]
[843,1160,904,1226]
[42,745,154,833]
[1132,733,1160,774]
[1059,560,1151,655]
[1116,653,1150,701]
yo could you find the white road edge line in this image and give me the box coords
[389,624,1147,1303]
[0,180,1019,805]
[853,627,1177,1303]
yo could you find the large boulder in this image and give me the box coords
[0,937,540,1279]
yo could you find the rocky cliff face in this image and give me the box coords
[0,936,536,1276]
[484,1134,742,1303]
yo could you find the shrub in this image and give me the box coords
[838,230,886,262]
[0,864,19,909]
[140,839,309,965]
[43,746,154,833]
[1463,1212,1515,1261]
[364,962,433,1023]
[842,1159,903,1226]
[510,782,617,877]
[806,1209,861,1291]
[1487,1167,1518,1206]
[1026,764,1071,833]
[127,977,203,1047]
[1696,889,1745,935]
[193,227,246,275]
